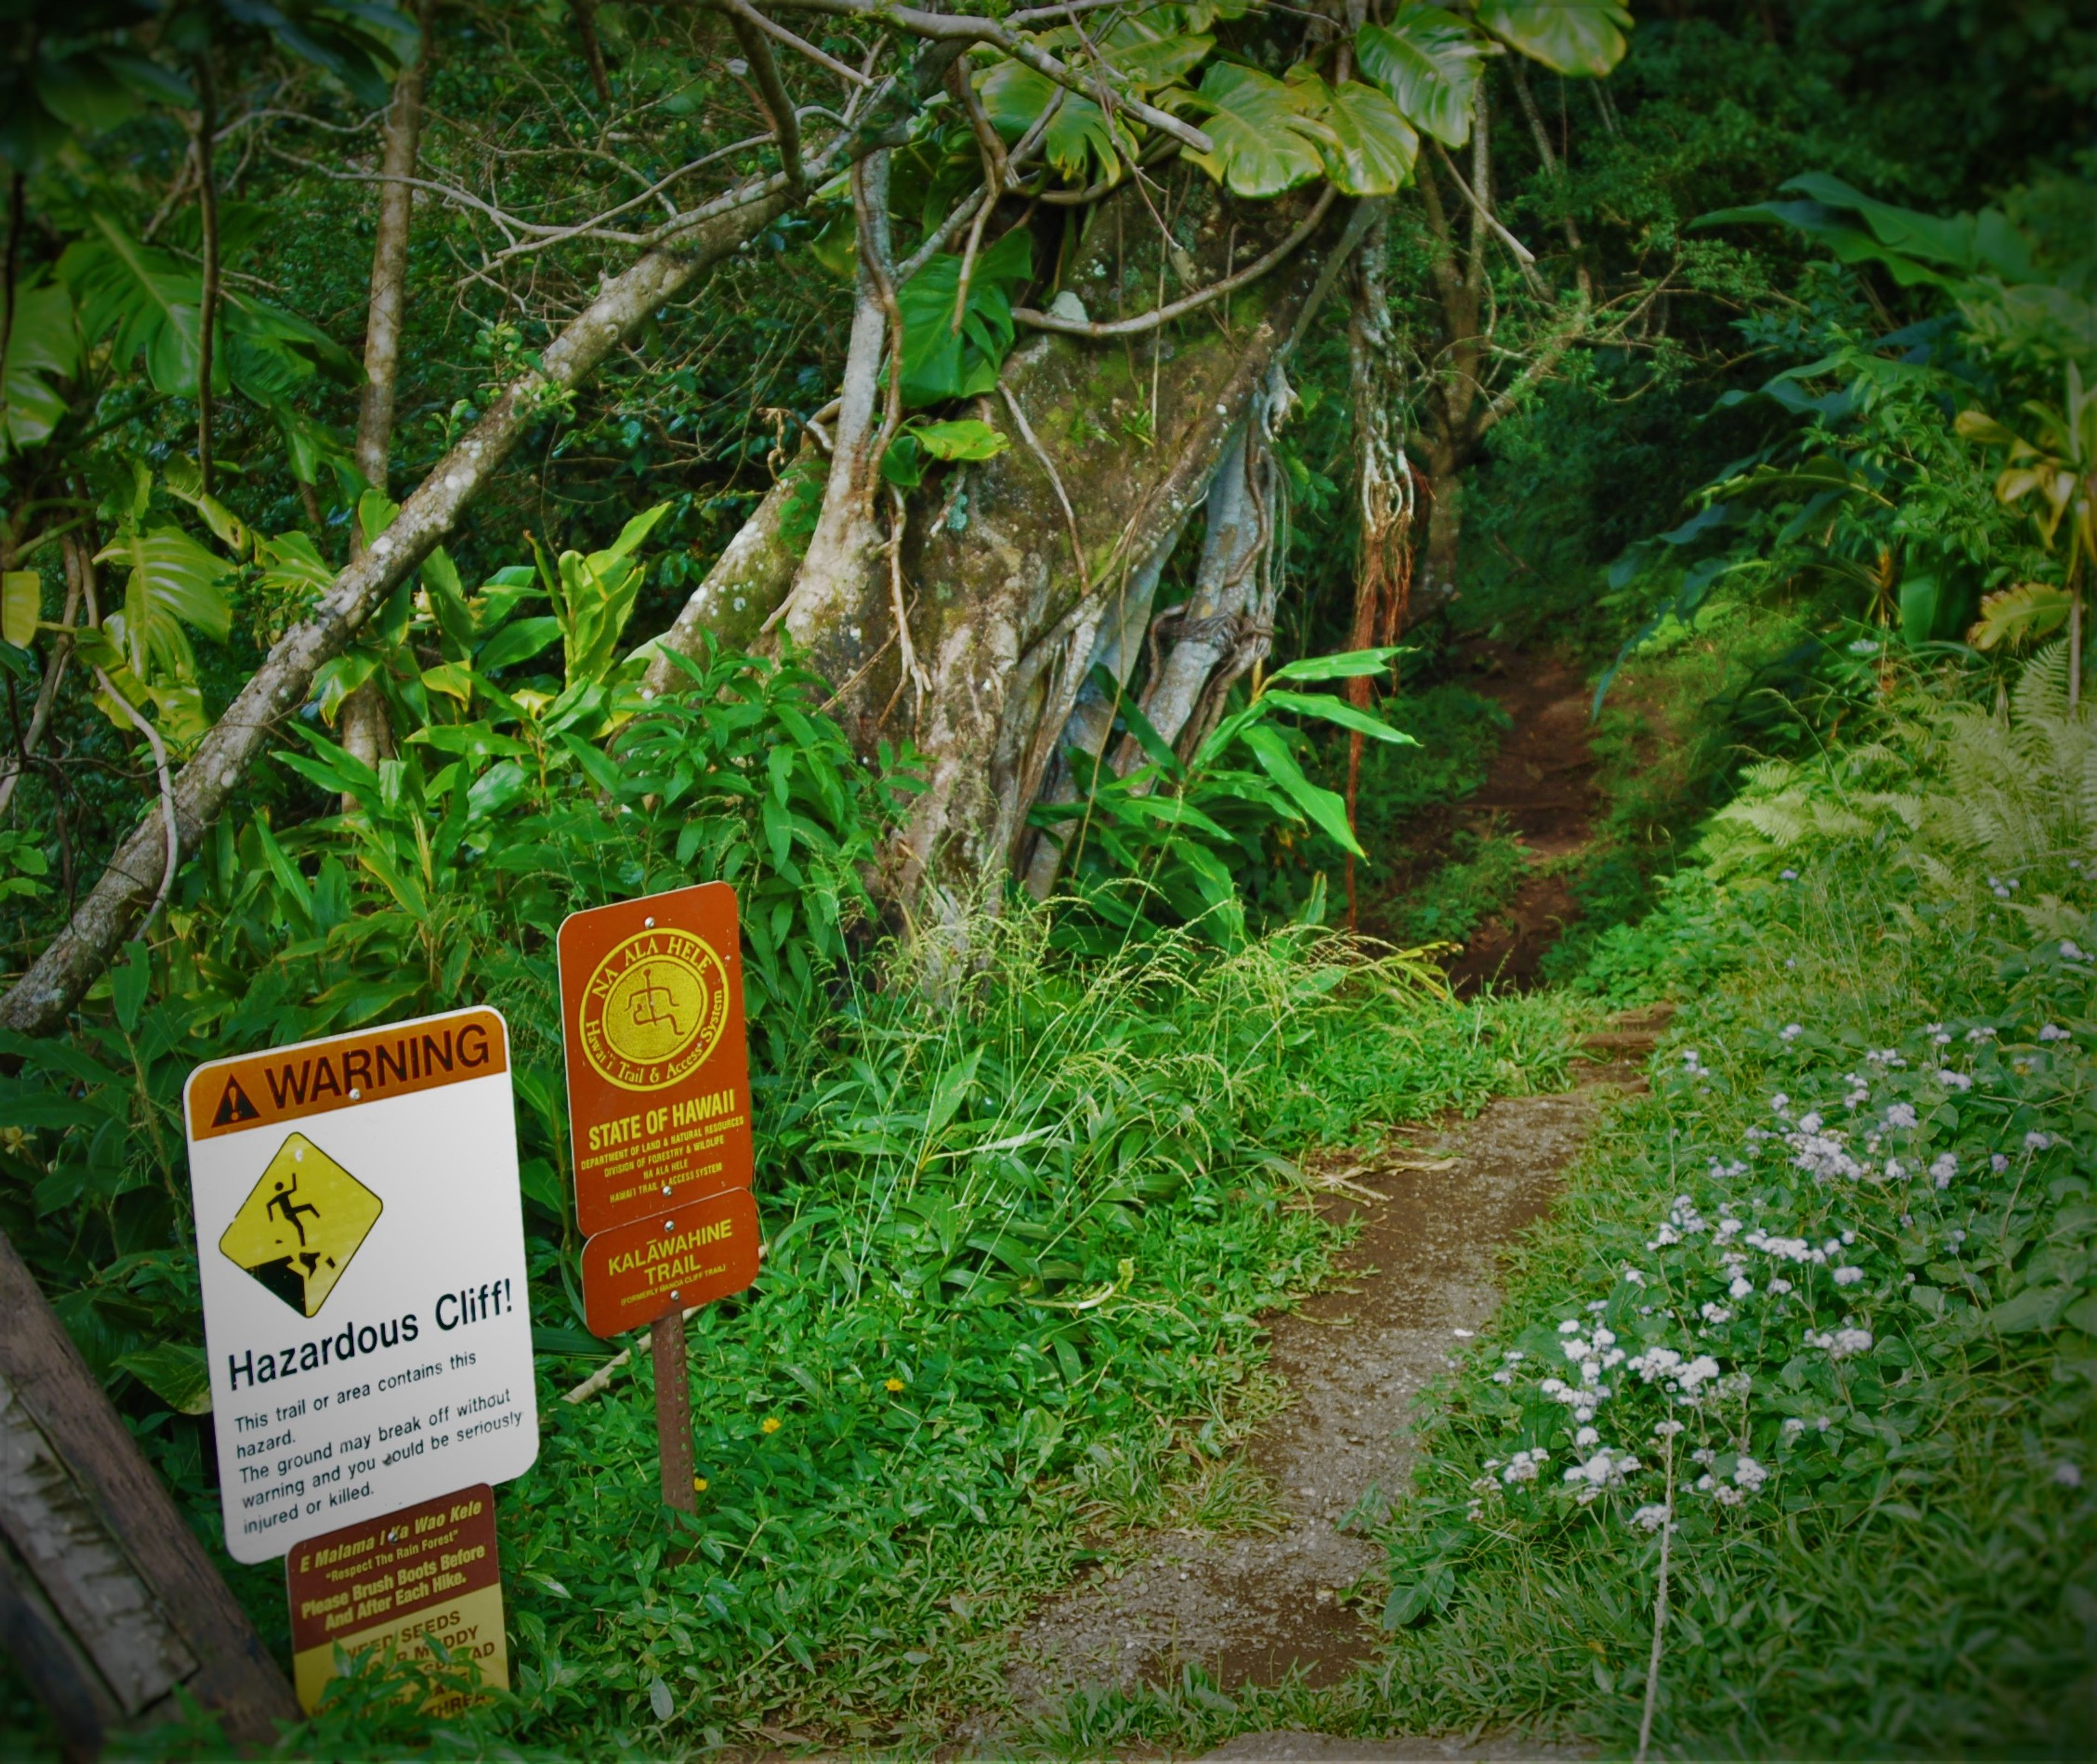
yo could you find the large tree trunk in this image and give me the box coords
[341,0,434,782]
[1417,444,1464,620]
[639,180,1372,945]
[883,189,1365,934]
[1016,512,1184,898]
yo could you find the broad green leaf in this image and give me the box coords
[1096,17,1213,91]
[1265,645,1405,684]
[1241,724,1364,856]
[1293,73,1419,195]
[59,214,201,394]
[2,572,40,649]
[1476,0,1632,77]
[897,229,1033,407]
[116,1341,213,1415]
[913,419,1010,462]
[978,63,1133,185]
[1184,63,1331,198]
[1,281,76,455]
[94,526,232,644]
[1259,688,1420,744]
[477,615,565,673]
[1968,581,2071,651]
[256,531,335,602]
[1355,5,1483,147]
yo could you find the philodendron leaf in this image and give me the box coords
[93,526,232,643]
[913,419,1010,462]
[1292,72,1419,195]
[978,62,1133,185]
[1474,0,1633,78]
[1968,581,2071,651]
[1,281,76,456]
[1355,4,1483,147]
[1185,62,1332,198]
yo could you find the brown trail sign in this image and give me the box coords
[558,883,756,1513]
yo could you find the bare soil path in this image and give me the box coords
[1441,645,1602,996]
[998,1034,1661,1737]
[988,645,1660,1761]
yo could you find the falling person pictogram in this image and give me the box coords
[218,1133,383,1317]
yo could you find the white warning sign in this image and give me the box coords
[183,1007,538,1564]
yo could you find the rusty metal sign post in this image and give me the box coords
[557,882,756,1514]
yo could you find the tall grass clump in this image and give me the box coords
[1363,651,2097,1755]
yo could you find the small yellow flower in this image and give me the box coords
[692,1476,709,1493]
[761,1416,782,1434]
[885,1378,905,1393]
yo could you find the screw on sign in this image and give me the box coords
[558,883,758,1513]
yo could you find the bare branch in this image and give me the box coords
[713,0,873,87]
[1014,186,1337,338]
[766,0,1215,154]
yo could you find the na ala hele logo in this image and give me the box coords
[577,926,731,1091]
[218,1132,382,1317]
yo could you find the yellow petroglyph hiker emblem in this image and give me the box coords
[217,1132,382,1317]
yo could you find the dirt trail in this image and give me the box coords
[992,645,1659,1760]
[998,1034,1662,1738]
[1443,645,1602,996]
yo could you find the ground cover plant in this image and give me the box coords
[1357,652,2097,1755]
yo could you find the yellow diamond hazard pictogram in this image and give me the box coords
[218,1133,382,1318]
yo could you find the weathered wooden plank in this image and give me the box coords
[0,1531,122,1760]
[0,1368,197,1713]
[0,1227,299,1746]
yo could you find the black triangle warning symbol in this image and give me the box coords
[212,1077,260,1129]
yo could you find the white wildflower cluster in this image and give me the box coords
[1884,1102,1918,1130]
[1865,1048,1906,1068]
[1843,1072,1871,1108]
[1624,1345,1723,1403]
[1648,1195,1710,1249]
[2040,1023,2071,1043]
[1987,874,2020,899]
[1564,1447,1642,1505]
[1780,1416,1834,1440]
[1805,1327,1874,1360]
[1787,1115,1869,1184]
[1680,1048,1707,1075]
[1780,1023,1804,1042]
[1692,1454,1769,1507]
[1498,1446,1549,1484]
[1630,1502,1674,1532]
[2064,941,2089,963]
[1536,1319,1626,1423]
[1833,1265,1867,1286]
[1937,1069,1974,1092]
[2025,1130,2055,1151]
[1489,1348,1526,1386]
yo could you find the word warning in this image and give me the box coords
[558,882,753,1239]
[184,1009,539,1563]
[286,1483,507,1717]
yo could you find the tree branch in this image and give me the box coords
[765,0,1215,154]
[0,51,964,1037]
[1014,186,1337,338]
